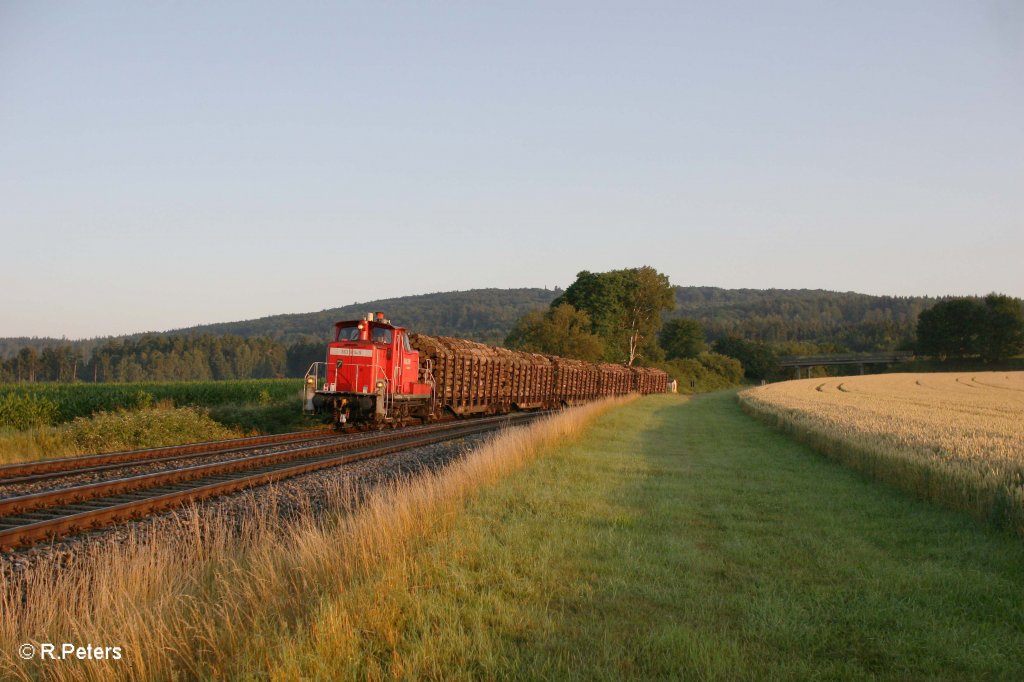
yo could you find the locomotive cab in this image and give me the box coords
[308,312,433,427]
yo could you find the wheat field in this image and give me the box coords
[739,372,1024,534]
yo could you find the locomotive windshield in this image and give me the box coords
[336,325,360,341]
[334,324,393,343]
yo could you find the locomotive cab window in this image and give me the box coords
[371,327,392,344]
[336,325,360,341]
[402,334,412,352]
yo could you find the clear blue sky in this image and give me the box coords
[2,1,1022,338]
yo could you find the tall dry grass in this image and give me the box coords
[0,397,630,681]
[739,372,1024,534]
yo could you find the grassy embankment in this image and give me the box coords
[5,392,1024,680]
[0,379,314,464]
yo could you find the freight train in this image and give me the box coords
[303,311,668,428]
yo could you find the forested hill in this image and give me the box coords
[1,286,943,360]
[0,289,561,360]
[164,287,943,350]
[670,287,937,350]
[161,288,561,347]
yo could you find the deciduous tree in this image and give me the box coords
[504,304,606,361]
[659,318,705,359]
[712,336,779,381]
[553,267,675,365]
[978,294,1024,362]
[915,299,983,360]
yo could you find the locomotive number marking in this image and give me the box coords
[330,348,373,357]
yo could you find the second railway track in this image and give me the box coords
[0,412,543,551]
[0,427,349,485]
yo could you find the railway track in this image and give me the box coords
[0,413,541,551]
[0,422,468,492]
[0,428,345,485]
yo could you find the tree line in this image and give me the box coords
[1,285,980,367]
[916,294,1024,362]
[4,279,1019,387]
[2,286,940,363]
[0,335,291,384]
[503,269,1024,386]
[707,294,1023,382]
[670,286,935,351]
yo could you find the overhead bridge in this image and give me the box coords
[778,352,914,378]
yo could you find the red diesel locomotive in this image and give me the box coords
[304,312,667,428]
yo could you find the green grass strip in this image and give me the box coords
[277,392,1024,680]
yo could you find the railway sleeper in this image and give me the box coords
[11,512,67,521]
[69,499,124,509]
[53,504,106,513]
[102,495,151,504]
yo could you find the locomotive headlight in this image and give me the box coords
[375,380,386,391]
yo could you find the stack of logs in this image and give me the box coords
[630,367,668,394]
[547,356,600,405]
[410,334,668,417]
[597,363,633,396]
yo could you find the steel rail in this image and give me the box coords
[0,413,543,550]
[0,413,536,517]
[0,421,458,486]
[0,433,358,486]
[0,428,340,481]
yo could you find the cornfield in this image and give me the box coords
[0,379,303,428]
[739,372,1024,535]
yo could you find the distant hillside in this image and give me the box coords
[0,286,950,360]
[0,288,560,359]
[157,288,561,347]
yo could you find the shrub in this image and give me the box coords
[659,352,743,393]
[67,404,240,453]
